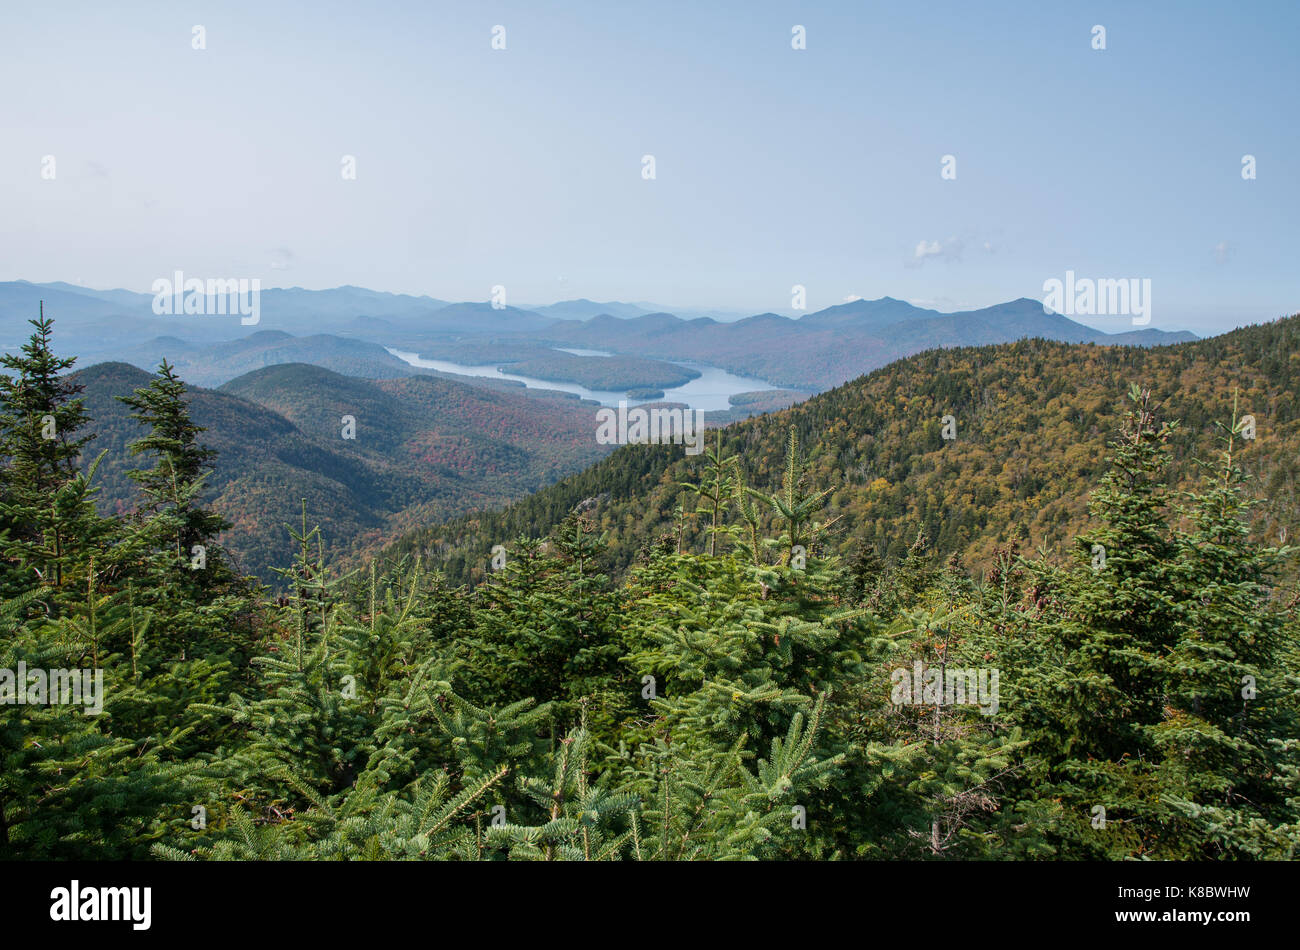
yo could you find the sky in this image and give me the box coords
[2,0,1296,335]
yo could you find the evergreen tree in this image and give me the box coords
[118,359,232,587]
[464,514,628,733]
[1151,401,1300,856]
[996,386,1181,857]
[0,586,179,859]
[679,429,736,557]
[0,309,95,592]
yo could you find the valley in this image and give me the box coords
[72,361,614,579]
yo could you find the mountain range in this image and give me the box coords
[502,296,1197,390]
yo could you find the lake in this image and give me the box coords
[386,347,777,412]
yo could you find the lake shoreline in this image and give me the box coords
[386,346,779,413]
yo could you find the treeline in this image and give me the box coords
[1,312,1297,860]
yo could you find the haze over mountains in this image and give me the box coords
[519,296,1197,390]
[2,280,1198,395]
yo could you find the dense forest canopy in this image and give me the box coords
[1,309,1297,860]
[381,316,1300,589]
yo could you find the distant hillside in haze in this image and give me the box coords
[520,297,1199,391]
[102,331,434,387]
[0,281,460,354]
[4,281,1205,399]
[522,299,655,321]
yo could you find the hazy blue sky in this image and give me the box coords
[2,0,1296,333]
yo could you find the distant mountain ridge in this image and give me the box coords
[100,330,435,387]
[521,299,655,321]
[517,297,1198,390]
[4,279,1203,395]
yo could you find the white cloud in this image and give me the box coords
[909,237,966,268]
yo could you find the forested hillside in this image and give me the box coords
[379,315,1300,588]
[74,361,611,578]
[2,309,1297,863]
